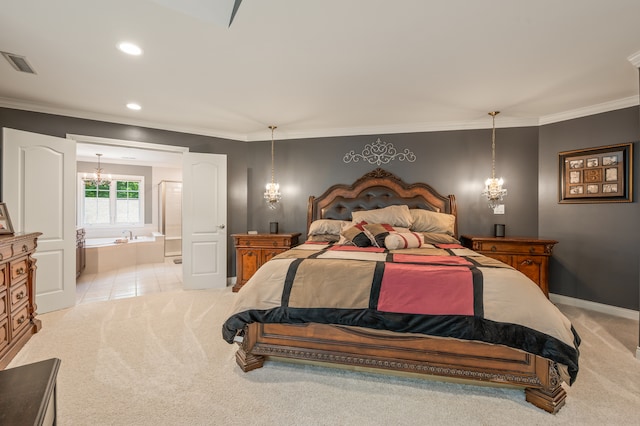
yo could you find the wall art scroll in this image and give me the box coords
[343,138,416,165]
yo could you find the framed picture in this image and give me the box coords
[0,203,15,234]
[559,143,633,203]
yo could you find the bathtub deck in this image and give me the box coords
[85,235,165,274]
[76,256,183,305]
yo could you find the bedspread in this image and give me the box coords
[223,243,580,383]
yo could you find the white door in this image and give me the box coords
[2,128,76,313]
[182,152,227,289]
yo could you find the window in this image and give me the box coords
[79,174,144,226]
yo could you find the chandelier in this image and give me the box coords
[481,111,507,209]
[264,125,282,209]
[84,153,112,186]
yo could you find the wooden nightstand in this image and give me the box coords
[232,233,301,292]
[459,235,558,298]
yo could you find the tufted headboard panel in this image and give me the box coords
[307,168,457,236]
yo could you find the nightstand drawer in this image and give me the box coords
[474,240,547,255]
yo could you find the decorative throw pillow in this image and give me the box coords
[420,232,461,245]
[384,232,424,250]
[308,219,351,236]
[409,209,456,236]
[340,221,371,247]
[351,205,414,228]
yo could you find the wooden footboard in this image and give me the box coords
[235,322,566,414]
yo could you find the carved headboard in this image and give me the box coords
[307,168,457,236]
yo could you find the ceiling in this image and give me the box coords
[1,0,640,143]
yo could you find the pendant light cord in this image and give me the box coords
[269,125,277,184]
[489,111,499,180]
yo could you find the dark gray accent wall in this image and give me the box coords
[248,128,540,239]
[539,107,640,310]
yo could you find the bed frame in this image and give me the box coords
[234,168,567,413]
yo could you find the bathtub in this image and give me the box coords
[84,232,166,273]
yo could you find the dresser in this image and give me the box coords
[232,233,301,292]
[0,232,42,369]
[459,235,557,298]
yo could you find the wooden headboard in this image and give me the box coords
[307,168,457,236]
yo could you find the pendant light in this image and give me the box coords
[481,111,507,208]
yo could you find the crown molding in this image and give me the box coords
[538,96,639,126]
[243,116,539,142]
[1,95,638,142]
[0,97,247,141]
[628,50,640,68]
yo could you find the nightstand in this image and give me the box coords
[459,235,558,298]
[232,233,301,292]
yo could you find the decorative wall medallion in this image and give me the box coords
[343,139,416,165]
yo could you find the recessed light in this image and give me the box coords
[118,42,143,56]
[126,103,141,111]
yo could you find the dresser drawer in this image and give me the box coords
[13,238,36,257]
[0,291,7,318]
[10,303,30,337]
[10,258,29,282]
[9,281,29,310]
[0,245,11,262]
[0,318,8,352]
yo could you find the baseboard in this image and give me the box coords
[636,346,640,360]
[228,277,237,287]
[549,293,640,321]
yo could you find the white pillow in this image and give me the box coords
[308,219,351,236]
[409,209,455,236]
[384,232,424,250]
[351,205,413,228]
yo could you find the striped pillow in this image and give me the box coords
[384,232,424,250]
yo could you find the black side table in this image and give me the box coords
[0,358,61,425]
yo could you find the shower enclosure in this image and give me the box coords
[159,180,182,257]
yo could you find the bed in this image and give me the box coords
[223,168,580,414]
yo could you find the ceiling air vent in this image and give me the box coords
[1,51,36,74]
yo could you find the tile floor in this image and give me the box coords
[75,256,183,305]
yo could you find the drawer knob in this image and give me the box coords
[22,244,28,253]
[16,267,25,275]
[529,247,535,254]
[17,315,26,325]
[272,241,278,247]
[490,245,497,252]
[521,259,533,266]
[16,291,25,300]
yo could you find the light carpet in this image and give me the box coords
[8,288,640,425]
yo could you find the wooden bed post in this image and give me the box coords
[525,384,567,414]
[235,346,264,372]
